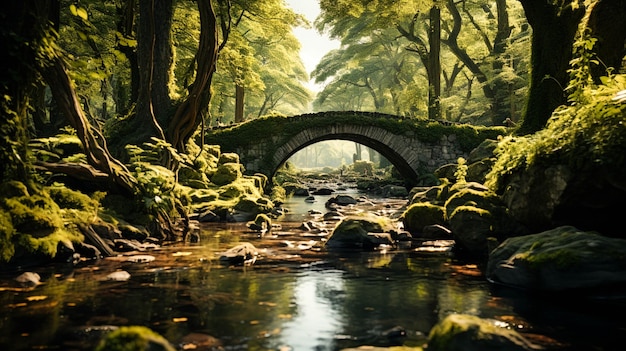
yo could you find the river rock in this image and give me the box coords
[106,270,131,281]
[486,226,626,291]
[197,209,220,222]
[325,215,394,250]
[326,194,358,207]
[219,242,258,266]
[94,326,175,351]
[312,187,334,195]
[15,272,41,285]
[427,313,541,351]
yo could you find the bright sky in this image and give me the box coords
[285,0,340,92]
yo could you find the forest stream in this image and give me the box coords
[1,181,625,351]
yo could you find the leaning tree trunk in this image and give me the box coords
[39,55,138,195]
[517,0,585,135]
[168,0,219,152]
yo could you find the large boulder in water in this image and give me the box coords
[427,314,541,351]
[325,215,394,250]
[95,326,175,351]
[486,226,626,291]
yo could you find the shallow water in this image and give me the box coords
[1,185,625,350]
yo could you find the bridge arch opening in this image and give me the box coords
[271,134,421,187]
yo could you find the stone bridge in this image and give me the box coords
[204,111,505,186]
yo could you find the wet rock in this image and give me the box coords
[94,325,175,351]
[126,255,156,263]
[75,242,102,260]
[312,187,334,195]
[293,188,310,196]
[198,210,222,222]
[106,270,131,281]
[326,215,394,250]
[487,226,626,291]
[113,239,144,252]
[15,272,41,285]
[401,202,446,234]
[219,242,258,266]
[305,196,316,203]
[427,314,541,351]
[179,332,222,351]
[326,194,357,207]
[380,184,409,198]
[421,224,453,240]
[323,210,344,221]
[119,224,149,242]
[91,220,122,240]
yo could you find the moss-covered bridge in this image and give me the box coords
[204,111,506,185]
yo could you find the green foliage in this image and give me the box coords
[94,326,175,351]
[30,128,84,163]
[351,160,374,175]
[486,73,626,193]
[453,157,467,184]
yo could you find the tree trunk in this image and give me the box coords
[115,0,139,114]
[586,0,626,81]
[168,0,219,151]
[517,0,585,135]
[235,84,245,123]
[40,55,138,195]
[134,0,173,143]
[428,6,441,120]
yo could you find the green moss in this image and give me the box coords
[401,202,446,234]
[0,210,15,261]
[94,326,175,351]
[443,187,500,220]
[486,73,626,193]
[211,163,242,186]
[3,195,62,235]
[47,185,100,211]
[218,152,240,165]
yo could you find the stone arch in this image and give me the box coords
[269,125,422,186]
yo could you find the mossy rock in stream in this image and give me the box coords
[401,202,446,234]
[427,314,540,351]
[94,326,175,351]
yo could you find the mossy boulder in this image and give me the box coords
[48,185,99,211]
[486,226,626,291]
[211,163,242,186]
[326,215,394,250]
[94,325,175,351]
[443,183,500,220]
[234,196,274,218]
[448,205,496,258]
[217,152,240,165]
[401,202,446,235]
[427,314,540,351]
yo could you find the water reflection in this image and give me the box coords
[279,270,345,350]
[1,186,626,350]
